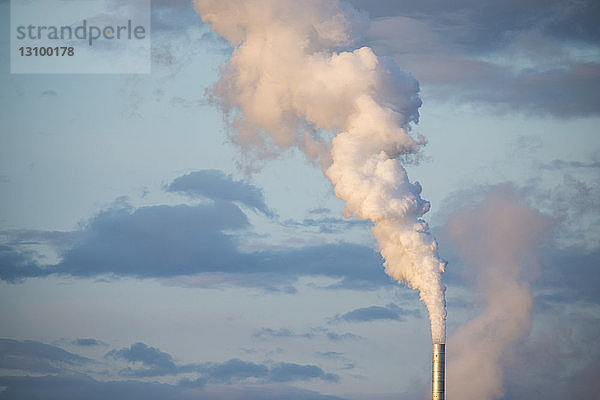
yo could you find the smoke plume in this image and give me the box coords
[194,0,447,343]
[444,185,552,399]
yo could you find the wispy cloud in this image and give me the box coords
[252,328,316,340]
[331,303,419,323]
[253,327,361,342]
[542,159,600,170]
[166,170,273,216]
[72,338,105,347]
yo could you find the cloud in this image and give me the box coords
[536,246,600,306]
[199,359,338,384]
[524,175,599,251]
[542,159,600,170]
[464,63,600,117]
[0,339,91,374]
[0,201,387,291]
[0,339,342,397]
[348,0,600,117]
[72,338,105,347]
[201,359,269,383]
[252,327,361,343]
[325,332,360,342]
[282,216,368,234]
[0,245,46,283]
[0,375,186,400]
[57,201,250,279]
[252,328,315,340]
[269,362,339,383]
[107,343,178,377]
[350,0,600,47]
[315,351,344,359]
[314,352,355,370]
[333,303,419,323]
[166,170,272,215]
[0,375,348,400]
[104,342,338,384]
[502,309,600,400]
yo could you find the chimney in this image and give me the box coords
[432,343,445,400]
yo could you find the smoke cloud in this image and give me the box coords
[444,185,552,400]
[193,0,446,343]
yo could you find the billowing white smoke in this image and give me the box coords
[194,0,446,343]
[445,186,552,399]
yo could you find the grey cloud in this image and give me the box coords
[0,245,46,283]
[315,351,344,359]
[346,0,600,117]
[72,338,105,347]
[0,375,186,400]
[282,216,368,234]
[502,307,600,399]
[308,208,331,215]
[543,159,600,170]
[0,202,387,291]
[0,229,81,249]
[0,170,387,289]
[253,327,360,343]
[536,246,600,306]
[102,342,339,384]
[0,339,91,374]
[252,328,315,340]
[269,362,339,383]
[107,343,178,377]
[0,339,342,392]
[400,54,600,118]
[524,175,599,251]
[199,359,338,384]
[325,332,360,342]
[0,375,348,400]
[465,62,600,117]
[56,201,249,279]
[314,352,355,370]
[201,359,269,383]
[333,303,419,323]
[166,170,272,215]
[349,0,600,47]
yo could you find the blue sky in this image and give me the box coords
[1,1,599,399]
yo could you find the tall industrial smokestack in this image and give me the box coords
[432,343,446,400]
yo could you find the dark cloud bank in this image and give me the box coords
[0,170,388,291]
[0,339,344,400]
[348,0,600,117]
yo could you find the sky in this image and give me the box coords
[0,0,599,399]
